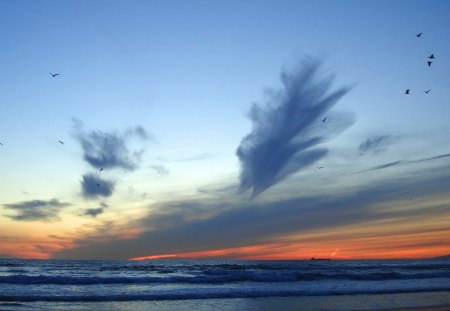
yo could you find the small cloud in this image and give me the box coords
[237,57,354,197]
[150,165,169,176]
[84,208,104,217]
[72,119,150,171]
[83,202,109,217]
[359,135,391,154]
[81,173,115,199]
[3,199,71,222]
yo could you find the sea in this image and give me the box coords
[0,259,449,311]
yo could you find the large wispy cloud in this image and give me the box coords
[81,174,115,199]
[72,119,150,171]
[3,199,71,222]
[237,58,354,197]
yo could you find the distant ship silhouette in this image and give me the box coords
[310,257,331,260]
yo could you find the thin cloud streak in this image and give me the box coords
[3,199,71,222]
[360,153,450,173]
[237,58,354,197]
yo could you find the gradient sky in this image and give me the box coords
[1,0,450,260]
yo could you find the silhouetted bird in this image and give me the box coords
[428,54,435,59]
[97,183,100,186]
[0,142,3,146]
[317,166,324,170]
[58,140,64,145]
[424,89,431,94]
[322,117,327,122]
[50,73,60,77]
[416,33,423,37]
[100,168,104,172]
[427,61,432,67]
[405,89,410,94]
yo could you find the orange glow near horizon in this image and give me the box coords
[3,193,450,260]
[129,222,450,261]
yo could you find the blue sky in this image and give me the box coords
[1,0,450,259]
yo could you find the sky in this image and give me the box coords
[1,0,450,260]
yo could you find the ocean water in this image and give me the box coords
[0,259,449,311]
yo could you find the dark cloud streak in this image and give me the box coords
[3,199,70,222]
[361,153,450,173]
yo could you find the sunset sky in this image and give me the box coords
[1,0,450,260]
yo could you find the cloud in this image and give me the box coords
[3,199,71,221]
[53,168,450,260]
[150,165,169,176]
[236,58,354,197]
[361,153,450,173]
[84,208,104,217]
[73,119,150,171]
[84,202,108,217]
[359,135,392,154]
[81,174,115,199]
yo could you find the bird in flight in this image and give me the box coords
[50,73,60,78]
[100,168,104,172]
[96,183,100,187]
[322,116,328,122]
[428,54,435,59]
[317,166,324,170]
[405,89,410,94]
[427,61,433,67]
[58,140,64,145]
[424,89,431,94]
[416,32,423,37]
[0,142,3,146]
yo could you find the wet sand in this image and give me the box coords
[375,304,450,311]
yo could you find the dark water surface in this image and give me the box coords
[1,259,449,310]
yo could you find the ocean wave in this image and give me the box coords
[1,270,450,285]
[1,286,450,302]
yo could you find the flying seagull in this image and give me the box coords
[427,61,432,67]
[424,89,431,94]
[322,116,328,122]
[405,89,410,94]
[100,168,104,172]
[428,54,435,59]
[58,140,64,145]
[317,166,324,170]
[50,73,60,77]
[416,33,423,37]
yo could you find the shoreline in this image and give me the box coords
[374,305,450,311]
